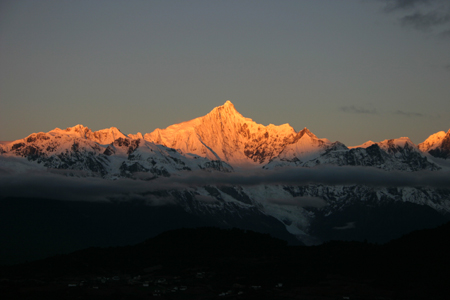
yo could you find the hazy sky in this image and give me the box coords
[1,0,449,146]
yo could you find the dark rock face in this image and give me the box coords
[120,161,171,178]
[127,139,141,154]
[9,137,110,176]
[218,186,253,205]
[103,145,115,156]
[334,144,388,167]
[112,137,141,155]
[239,124,296,164]
[48,150,109,176]
[113,137,131,148]
[199,160,233,172]
[26,133,50,143]
[11,143,25,152]
[120,161,148,175]
[310,143,439,171]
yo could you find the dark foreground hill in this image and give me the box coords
[1,224,450,300]
[0,197,298,265]
[2,196,448,267]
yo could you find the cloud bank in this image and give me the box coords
[381,0,450,35]
[1,159,450,205]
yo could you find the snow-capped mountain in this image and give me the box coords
[142,101,442,171]
[144,100,299,166]
[1,101,450,247]
[1,101,446,172]
[419,129,450,159]
[269,136,439,171]
[0,124,232,178]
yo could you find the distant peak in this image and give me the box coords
[66,124,89,130]
[65,124,91,134]
[100,127,122,133]
[208,100,241,117]
[348,140,376,149]
[388,137,413,144]
[297,127,317,139]
[219,100,237,111]
[128,132,143,140]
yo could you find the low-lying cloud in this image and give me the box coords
[164,166,450,189]
[1,159,450,204]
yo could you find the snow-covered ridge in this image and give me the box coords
[49,125,127,145]
[419,131,447,152]
[421,129,450,159]
[143,101,332,166]
[348,140,376,149]
[139,101,449,167]
[1,125,128,150]
[0,123,233,178]
[1,101,448,170]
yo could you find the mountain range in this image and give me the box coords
[2,101,449,173]
[1,101,450,263]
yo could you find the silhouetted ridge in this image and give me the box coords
[146,227,287,257]
[2,224,450,299]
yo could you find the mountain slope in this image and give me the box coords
[144,101,303,166]
[143,101,442,171]
[419,129,450,159]
[0,125,233,178]
[264,137,439,171]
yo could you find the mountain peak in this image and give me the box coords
[144,100,301,165]
[419,128,450,159]
[209,100,240,117]
[128,132,144,140]
[418,130,447,152]
[62,124,92,137]
[45,125,126,145]
[297,127,318,139]
[224,100,234,107]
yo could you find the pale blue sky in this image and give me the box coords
[1,0,449,146]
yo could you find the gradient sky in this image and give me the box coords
[1,0,449,146]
